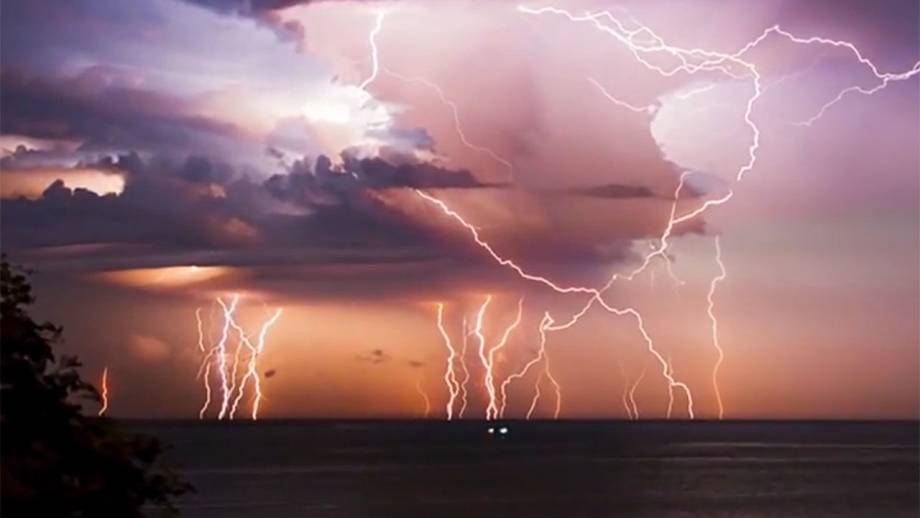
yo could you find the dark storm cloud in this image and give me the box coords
[0,69,244,155]
[563,184,655,199]
[0,152,483,267]
[185,0,370,14]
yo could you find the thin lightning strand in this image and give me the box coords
[382,68,515,182]
[249,308,283,420]
[515,4,917,419]
[675,83,717,100]
[435,303,461,420]
[526,369,544,420]
[587,77,656,114]
[357,12,515,182]
[665,355,675,419]
[214,295,240,420]
[416,180,698,418]
[499,314,552,418]
[457,315,472,418]
[477,296,525,420]
[377,5,915,419]
[97,367,109,417]
[232,308,283,420]
[224,326,249,418]
[707,236,728,420]
[500,314,562,419]
[197,297,282,420]
[628,367,646,420]
[196,307,215,419]
[471,295,493,418]
[357,11,385,91]
[518,5,762,182]
[521,4,920,172]
[195,307,206,352]
[617,360,633,420]
[415,376,432,418]
[542,334,563,419]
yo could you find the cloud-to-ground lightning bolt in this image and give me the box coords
[410,5,918,419]
[665,355,675,419]
[617,360,634,420]
[473,296,525,420]
[352,5,915,419]
[495,314,561,419]
[97,367,109,417]
[354,9,682,418]
[231,308,283,420]
[415,185,698,418]
[435,303,461,420]
[213,295,239,420]
[457,315,472,418]
[707,236,728,419]
[415,376,432,418]
[196,296,283,420]
[627,367,646,420]
[196,306,215,419]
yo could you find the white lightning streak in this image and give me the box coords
[357,11,385,91]
[628,367,646,420]
[587,77,656,114]
[707,236,728,419]
[382,68,515,182]
[435,303,461,420]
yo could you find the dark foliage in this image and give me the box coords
[0,259,190,517]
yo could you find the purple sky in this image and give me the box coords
[1,0,917,419]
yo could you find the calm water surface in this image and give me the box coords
[134,420,919,517]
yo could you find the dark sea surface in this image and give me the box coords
[133,420,919,518]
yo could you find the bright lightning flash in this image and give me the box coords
[196,296,283,420]
[97,367,109,417]
[353,4,917,420]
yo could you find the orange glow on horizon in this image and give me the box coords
[0,168,125,199]
[93,265,231,291]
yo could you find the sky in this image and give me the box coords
[1,0,917,420]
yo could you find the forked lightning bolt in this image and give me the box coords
[196,296,283,420]
[353,4,917,420]
[356,11,515,183]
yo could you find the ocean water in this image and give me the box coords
[135,420,919,517]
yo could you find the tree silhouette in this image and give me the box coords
[1,259,190,517]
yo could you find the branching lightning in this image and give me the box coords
[196,296,283,420]
[473,296,525,420]
[627,367,646,420]
[382,69,515,182]
[353,3,918,421]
